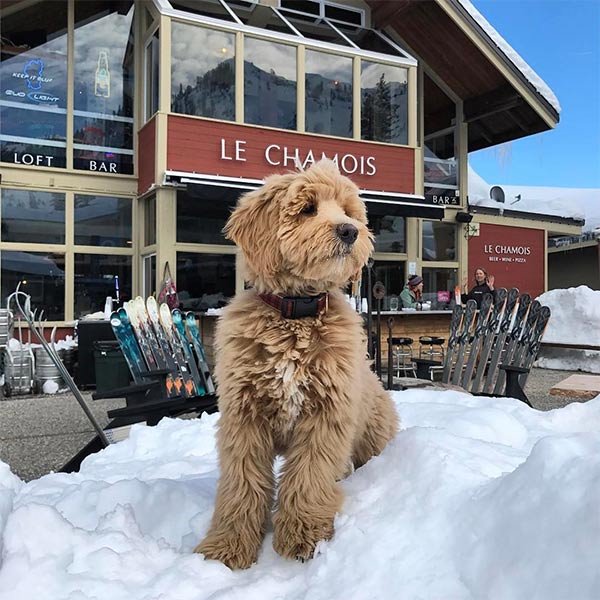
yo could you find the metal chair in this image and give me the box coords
[388,336,416,377]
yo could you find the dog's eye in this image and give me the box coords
[301,202,316,216]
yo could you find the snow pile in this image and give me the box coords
[537,286,600,346]
[0,390,599,600]
[535,286,600,373]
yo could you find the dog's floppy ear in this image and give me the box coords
[224,173,294,277]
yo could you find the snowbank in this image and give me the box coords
[536,286,600,346]
[0,390,599,600]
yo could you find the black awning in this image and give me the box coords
[365,201,444,219]
[168,172,445,220]
[362,194,445,220]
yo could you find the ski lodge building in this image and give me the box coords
[0,0,583,331]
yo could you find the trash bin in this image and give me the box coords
[93,341,131,393]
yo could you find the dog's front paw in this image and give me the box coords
[195,532,258,570]
[272,514,334,562]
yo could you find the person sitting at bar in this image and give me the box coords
[461,267,495,308]
[400,274,423,309]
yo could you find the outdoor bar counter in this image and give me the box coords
[365,310,454,363]
[197,309,454,370]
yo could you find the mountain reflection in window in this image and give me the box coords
[171,22,235,121]
[244,38,296,130]
[305,50,352,138]
[361,62,408,145]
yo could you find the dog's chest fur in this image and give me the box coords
[260,320,318,435]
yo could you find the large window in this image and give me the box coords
[0,1,68,168]
[145,30,160,121]
[177,186,238,245]
[74,254,132,318]
[74,195,132,248]
[369,212,406,254]
[305,50,352,138]
[422,221,457,262]
[366,260,405,311]
[177,252,235,311]
[171,22,235,121]
[0,187,133,321]
[422,267,458,309]
[361,62,408,145]
[73,2,135,175]
[1,251,65,320]
[244,38,296,130]
[1,189,65,244]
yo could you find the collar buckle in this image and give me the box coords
[281,296,322,319]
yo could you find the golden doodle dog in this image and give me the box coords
[196,159,398,569]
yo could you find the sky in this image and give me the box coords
[468,0,600,190]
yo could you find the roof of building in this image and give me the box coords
[367,0,560,152]
[468,166,600,231]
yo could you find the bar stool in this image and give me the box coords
[418,336,445,362]
[388,337,416,377]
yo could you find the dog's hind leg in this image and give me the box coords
[273,406,353,562]
[195,413,274,570]
[352,372,398,470]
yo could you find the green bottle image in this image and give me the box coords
[94,50,110,98]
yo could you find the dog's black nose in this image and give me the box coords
[336,223,358,245]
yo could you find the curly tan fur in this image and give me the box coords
[195,160,398,569]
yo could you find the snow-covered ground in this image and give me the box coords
[1,390,599,600]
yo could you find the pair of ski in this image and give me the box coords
[110,297,214,400]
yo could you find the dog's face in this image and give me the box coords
[225,160,373,293]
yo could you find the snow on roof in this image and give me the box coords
[468,166,600,230]
[457,0,561,114]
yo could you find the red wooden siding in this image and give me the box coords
[167,116,415,194]
[468,223,545,299]
[138,117,156,194]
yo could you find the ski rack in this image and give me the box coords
[11,286,110,446]
[410,290,551,406]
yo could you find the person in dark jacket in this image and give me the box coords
[461,267,495,308]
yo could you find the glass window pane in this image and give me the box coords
[1,189,65,244]
[422,267,458,309]
[171,22,235,121]
[278,10,352,46]
[228,3,296,34]
[0,0,68,168]
[305,50,352,138]
[361,61,408,145]
[245,38,296,130]
[74,254,132,318]
[422,221,457,262]
[145,31,160,121]
[145,195,156,246]
[366,260,405,310]
[143,254,157,298]
[74,195,132,248]
[1,251,65,320]
[369,213,406,253]
[177,186,239,245]
[335,25,403,57]
[324,5,363,26]
[177,252,236,310]
[170,0,236,21]
[73,2,135,175]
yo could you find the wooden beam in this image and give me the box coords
[464,86,522,123]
